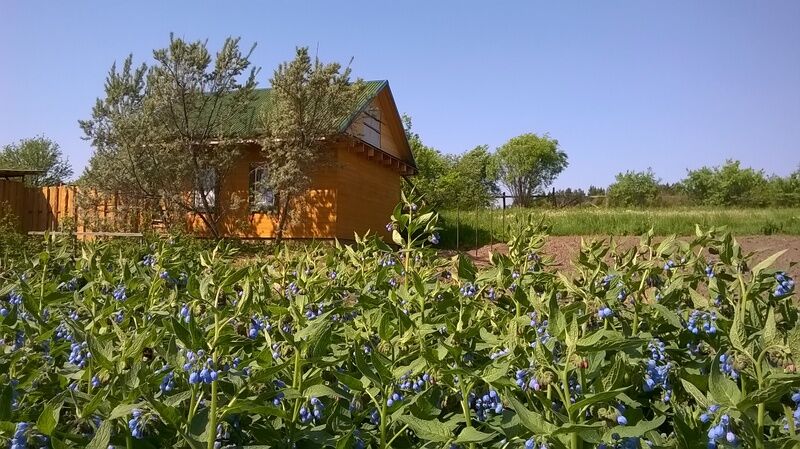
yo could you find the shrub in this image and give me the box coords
[607,168,660,207]
[0,196,798,449]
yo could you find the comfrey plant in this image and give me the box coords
[0,200,798,449]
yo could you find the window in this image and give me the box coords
[249,165,275,212]
[362,109,381,148]
[193,168,217,211]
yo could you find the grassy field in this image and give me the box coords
[438,207,800,249]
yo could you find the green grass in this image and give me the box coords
[438,207,800,249]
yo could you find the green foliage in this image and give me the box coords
[80,34,259,237]
[607,168,660,207]
[1,195,799,449]
[260,47,365,242]
[494,133,568,207]
[403,116,498,209]
[0,136,73,186]
[682,160,771,207]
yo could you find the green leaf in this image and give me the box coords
[85,419,112,449]
[604,415,666,439]
[109,403,143,420]
[763,307,781,349]
[739,378,800,410]
[508,396,558,435]
[396,415,454,442]
[572,388,628,412]
[303,384,344,399]
[0,384,12,421]
[650,303,683,329]
[752,250,787,276]
[482,359,511,383]
[36,401,62,435]
[455,426,496,443]
[708,353,742,406]
[680,379,709,409]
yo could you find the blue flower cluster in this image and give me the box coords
[597,306,614,320]
[272,380,287,406]
[468,389,503,421]
[91,375,101,389]
[428,233,440,245]
[214,424,229,449]
[68,341,91,368]
[183,350,218,384]
[58,277,79,292]
[141,254,156,267]
[328,271,337,280]
[369,408,380,425]
[112,285,127,302]
[528,312,550,347]
[490,347,510,360]
[179,303,191,323]
[385,222,395,232]
[601,275,615,287]
[112,310,124,324]
[395,371,429,396]
[783,391,800,432]
[128,409,147,439]
[285,282,300,298]
[10,422,27,449]
[663,260,676,271]
[775,272,795,297]
[379,256,396,267]
[597,436,641,449]
[68,310,79,321]
[305,305,324,320]
[299,397,324,424]
[460,283,477,297]
[719,353,739,380]
[524,438,550,449]
[643,339,672,402]
[9,291,23,306]
[617,288,628,301]
[686,310,717,335]
[705,265,715,278]
[515,368,540,391]
[160,371,175,392]
[54,322,73,341]
[248,315,271,339]
[703,409,737,448]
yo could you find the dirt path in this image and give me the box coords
[455,235,800,280]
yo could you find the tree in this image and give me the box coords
[402,116,498,209]
[80,35,258,237]
[401,115,450,206]
[494,133,568,207]
[681,160,769,207]
[439,145,499,208]
[260,47,365,242]
[0,136,73,186]
[607,168,660,207]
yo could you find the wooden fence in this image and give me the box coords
[0,180,148,234]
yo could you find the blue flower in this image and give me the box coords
[112,285,127,302]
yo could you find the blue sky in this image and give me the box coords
[1,1,798,189]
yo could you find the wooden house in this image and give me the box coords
[193,80,417,240]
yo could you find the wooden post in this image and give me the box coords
[474,203,479,257]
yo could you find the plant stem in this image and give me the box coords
[380,387,389,449]
[207,380,218,449]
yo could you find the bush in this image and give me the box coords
[0,196,798,449]
[607,169,660,207]
[682,160,771,207]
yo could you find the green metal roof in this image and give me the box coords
[228,79,387,138]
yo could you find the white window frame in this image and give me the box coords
[249,165,276,212]
[193,168,217,211]
[362,109,381,148]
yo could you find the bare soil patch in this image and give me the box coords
[453,235,800,280]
